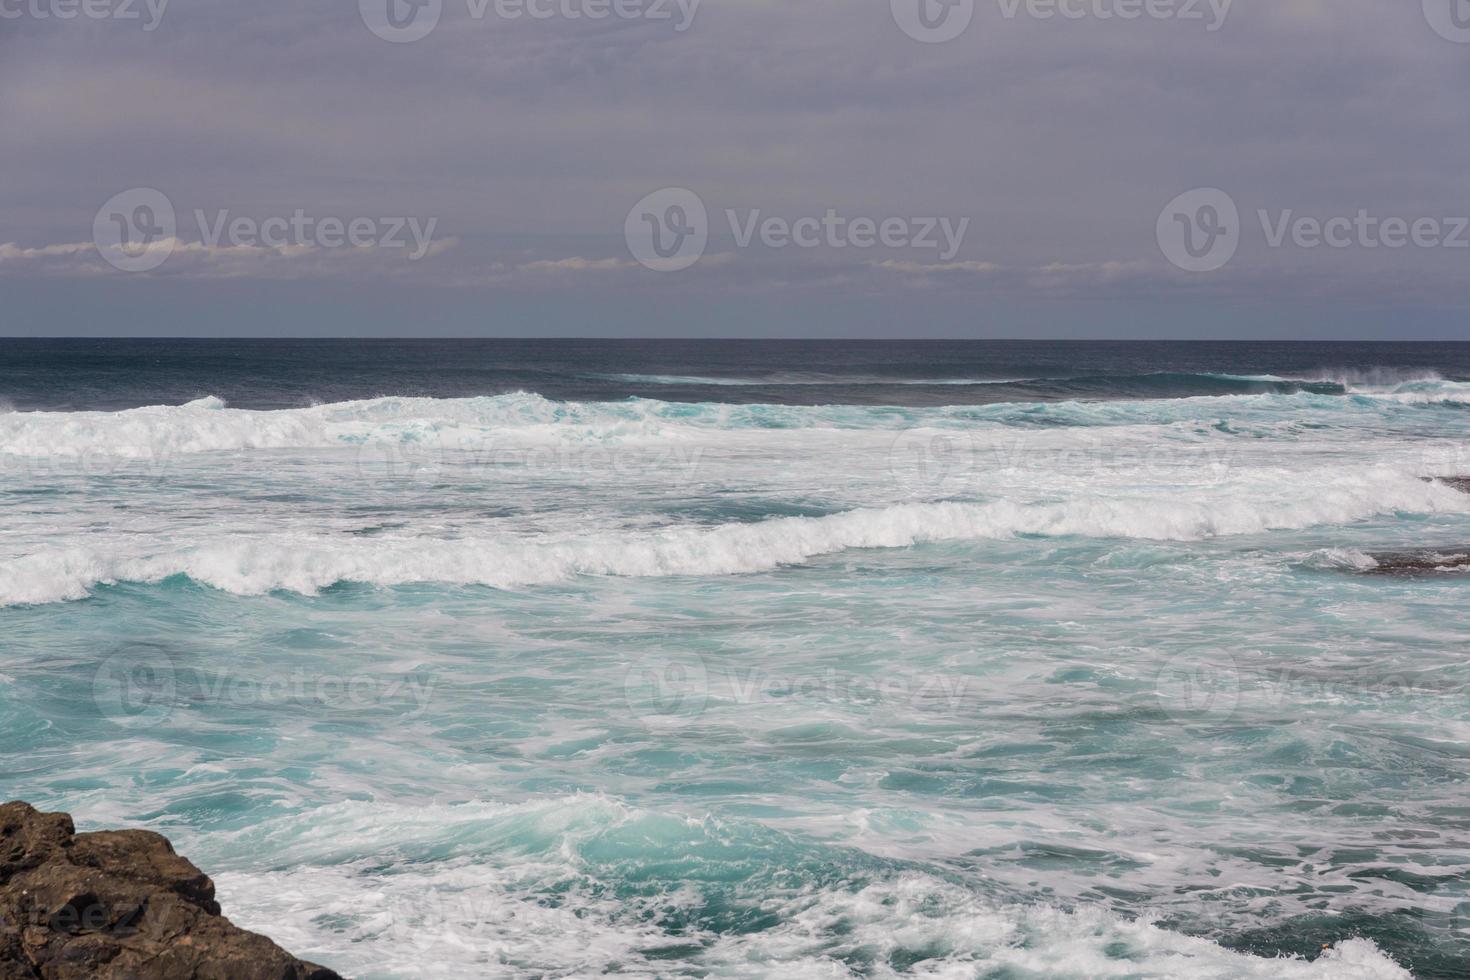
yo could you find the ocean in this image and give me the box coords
[1,339,1467,978]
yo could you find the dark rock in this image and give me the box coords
[1423,476,1470,493]
[1363,550,1470,575]
[0,802,343,980]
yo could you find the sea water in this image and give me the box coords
[1,340,1467,978]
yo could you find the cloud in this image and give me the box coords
[0,237,461,280]
[875,259,1001,276]
[0,243,95,260]
[4,0,1469,332]
[516,256,635,273]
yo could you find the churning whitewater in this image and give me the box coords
[2,341,1468,978]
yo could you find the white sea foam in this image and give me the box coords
[1300,547,1382,571]
[197,796,1413,980]
[1267,368,1470,403]
[2,385,1466,462]
[4,472,1463,606]
[603,373,769,386]
[1199,370,1470,403]
[1317,367,1445,387]
[11,372,1465,979]
[0,393,705,459]
[602,373,1033,386]
[1209,368,1447,387]
[1349,380,1470,405]
[1203,373,1295,383]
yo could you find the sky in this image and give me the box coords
[1,0,1468,338]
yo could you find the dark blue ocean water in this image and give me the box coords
[4,338,1469,410]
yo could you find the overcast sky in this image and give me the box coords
[2,0,1468,337]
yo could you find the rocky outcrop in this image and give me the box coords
[0,802,342,980]
[1425,476,1470,493]
[1365,549,1470,574]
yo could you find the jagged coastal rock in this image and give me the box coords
[0,802,341,980]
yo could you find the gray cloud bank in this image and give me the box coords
[1,0,1468,336]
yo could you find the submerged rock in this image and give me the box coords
[0,801,342,980]
[1362,549,1470,575]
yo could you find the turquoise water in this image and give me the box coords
[2,342,1468,977]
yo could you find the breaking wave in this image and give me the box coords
[3,382,1470,460]
[6,473,1465,606]
[195,796,1413,980]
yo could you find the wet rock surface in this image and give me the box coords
[1363,550,1470,575]
[1426,476,1470,493]
[0,801,342,980]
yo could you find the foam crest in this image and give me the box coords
[603,373,1034,386]
[1318,367,1445,387]
[0,392,698,458]
[5,472,1463,606]
[4,383,1468,460]
[1349,379,1470,405]
[198,797,1412,979]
